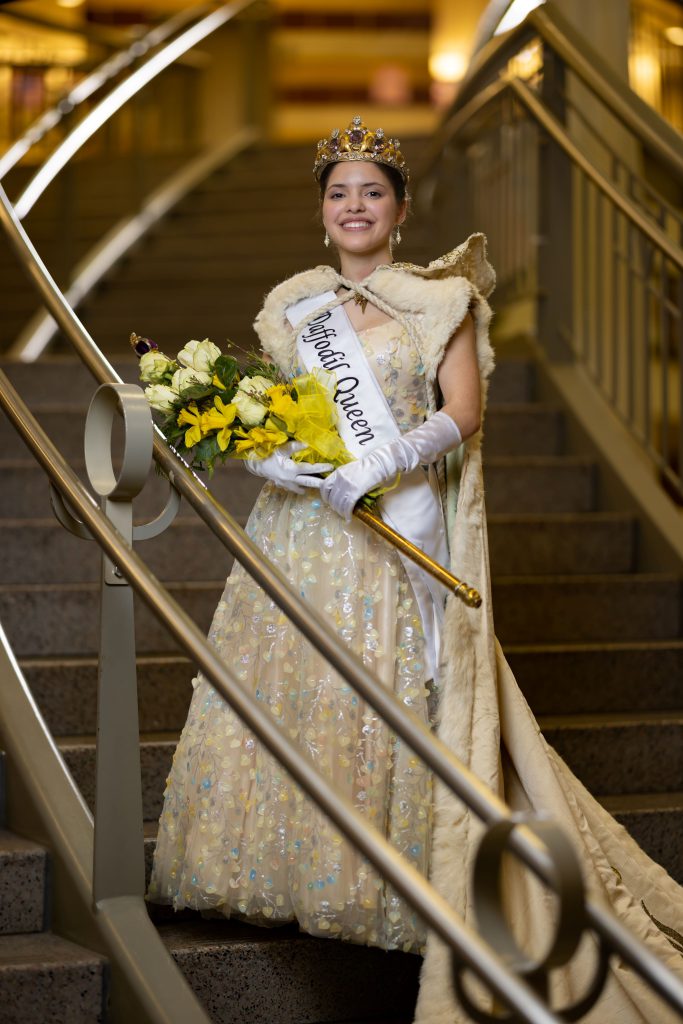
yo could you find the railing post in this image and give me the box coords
[538,45,574,361]
[50,382,180,905]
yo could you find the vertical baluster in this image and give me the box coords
[643,236,652,454]
[595,189,604,388]
[660,256,670,475]
[677,271,683,497]
[626,221,635,423]
[611,160,620,406]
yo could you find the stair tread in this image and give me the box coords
[0,931,105,968]
[600,791,683,812]
[538,710,683,729]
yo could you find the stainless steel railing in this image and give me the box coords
[2,167,683,1019]
[423,7,683,504]
[0,367,570,1024]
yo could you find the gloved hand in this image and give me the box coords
[320,411,462,520]
[245,441,333,495]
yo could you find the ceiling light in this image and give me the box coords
[664,26,683,46]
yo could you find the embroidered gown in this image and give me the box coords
[148,319,435,952]
[150,237,683,1023]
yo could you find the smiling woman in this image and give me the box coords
[148,114,683,1024]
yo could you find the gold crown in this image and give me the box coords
[313,115,409,183]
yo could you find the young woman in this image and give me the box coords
[149,117,683,1023]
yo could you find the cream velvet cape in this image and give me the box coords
[254,234,683,1023]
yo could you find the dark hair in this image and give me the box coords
[318,160,408,204]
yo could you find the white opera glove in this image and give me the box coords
[245,440,333,495]
[320,410,462,521]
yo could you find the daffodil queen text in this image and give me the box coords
[297,308,374,445]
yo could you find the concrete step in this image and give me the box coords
[0,459,262,520]
[0,581,222,657]
[601,791,683,885]
[0,519,234,585]
[0,932,105,1024]
[487,513,636,575]
[21,655,194,736]
[22,637,683,741]
[1,357,532,408]
[539,712,683,796]
[484,456,596,514]
[0,830,46,935]
[492,574,681,644]
[2,510,633,585]
[505,641,683,715]
[158,917,419,1024]
[483,405,564,456]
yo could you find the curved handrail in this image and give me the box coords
[0,2,219,182]
[12,0,260,219]
[9,126,261,360]
[2,178,683,1019]
[448,0,683,180]
[421,73,683,271]
[0,370,564,1024]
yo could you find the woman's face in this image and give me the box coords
[321,161,405,257]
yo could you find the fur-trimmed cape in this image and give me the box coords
[253,234,683,1024]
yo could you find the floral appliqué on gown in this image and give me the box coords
[148,320,437,954]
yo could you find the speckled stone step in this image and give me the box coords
[601,791,683,885]
[0,830,46,935]
[484,456,596,514]
[487,513,636,575]
[0,581,222,657]
[60,734,176,821]
[505,641,683,716]
[0,932,105,1024]
[157,917,419,1024]
[21,655,194,736]
[492,574,681,644]
[539,712,683,796]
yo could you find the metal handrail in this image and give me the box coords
[12,0,260,219]
[0,368,563,1024]
[452,0,683,180]
[0,2,220,181]
[2,178,683,1019]
[10,126,261,360]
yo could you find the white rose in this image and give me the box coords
[177,338,222,373]
[139,350,175,383]
[145,383,179,413]
[232,375,271,426]
[171,366,212,396]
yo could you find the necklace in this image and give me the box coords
[352,291,368,314]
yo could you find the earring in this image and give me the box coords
[324,231,330,247]
[394,225,402,245]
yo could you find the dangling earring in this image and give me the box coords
[394,225,402,246]
[324,231,330,248]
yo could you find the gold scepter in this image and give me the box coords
[353,506,482,609]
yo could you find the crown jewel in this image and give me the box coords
[313,115,409,183]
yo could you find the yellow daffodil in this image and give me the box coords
[233,423,288,459]
[212,373,226,390]
[177,402,205,448]
[202,396,237,451]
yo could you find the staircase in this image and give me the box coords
[0,139,681,1020]
[0,756,107,1023]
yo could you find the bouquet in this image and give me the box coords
[131,333,354,479]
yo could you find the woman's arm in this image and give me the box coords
[436,311,481,441]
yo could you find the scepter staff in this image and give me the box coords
[353,506,482,608]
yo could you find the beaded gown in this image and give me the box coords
[148,319,436,952]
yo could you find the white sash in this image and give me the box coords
[286,291,450,680]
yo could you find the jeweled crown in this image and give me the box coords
[313,115,409,183]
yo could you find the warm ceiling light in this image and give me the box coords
[665,26,683,46]
[429,51,467,83]
[57,0,85,7]
[495,0,545,36]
